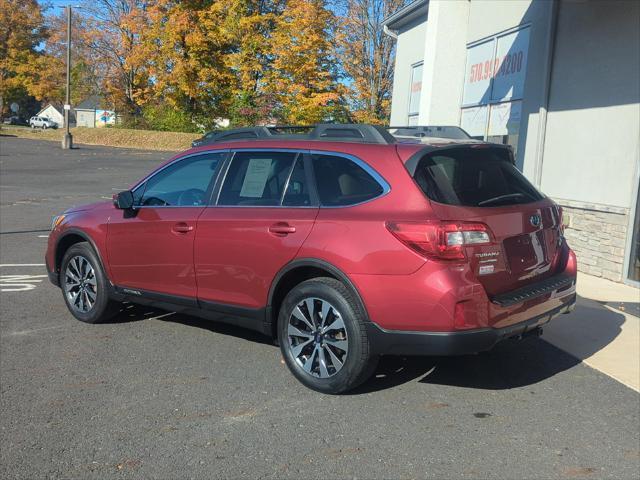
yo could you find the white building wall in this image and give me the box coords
[39,105,64,127]
[540,0,640,210]
[389,17,427,125]
[418,0,469,125]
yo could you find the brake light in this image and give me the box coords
[551,204,565,236]
[386,221,492,260]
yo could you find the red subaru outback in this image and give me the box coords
[46,124,577,393]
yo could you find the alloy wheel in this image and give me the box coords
[64,255,97,313]
[287,297,349,378]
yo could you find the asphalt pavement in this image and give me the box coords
[1,136,639,479]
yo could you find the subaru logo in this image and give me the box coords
[529,214,541,227]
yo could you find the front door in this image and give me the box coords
[195,150,318,310]
[107,152,225,299]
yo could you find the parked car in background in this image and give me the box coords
[46,124,577,394]
[3,116,23,125]
[29,116,57,129]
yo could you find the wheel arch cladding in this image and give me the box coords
[267,259,370,338]
[55,230,103,274]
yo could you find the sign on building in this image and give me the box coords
[460,26,530,152]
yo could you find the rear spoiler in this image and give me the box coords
[403,143,516,177]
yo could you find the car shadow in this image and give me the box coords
[104,295,625,394]
[104,302,274,346]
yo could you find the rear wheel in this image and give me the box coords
[278,277,378,394]
[42,124,47,130]
[60,242,120,323]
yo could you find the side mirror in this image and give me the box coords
[113,190,135,210]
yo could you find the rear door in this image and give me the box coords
[412,145,563,296]
[194,150,318,311]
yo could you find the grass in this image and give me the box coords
[0,125,200,152]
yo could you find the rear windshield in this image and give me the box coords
[413,147,544,207]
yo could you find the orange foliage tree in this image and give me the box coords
[0,0,60,117]
[335,0,405,124]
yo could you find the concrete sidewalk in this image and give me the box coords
[544,272,640,391]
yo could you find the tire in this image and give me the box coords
[278,277,378,394]
[60,242,120,323]
[42,124,47,130]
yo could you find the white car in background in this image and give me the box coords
[29,116,58,129]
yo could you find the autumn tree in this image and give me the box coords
[223,0,285,126]
[0,0,59,118]
[78,0,150,114]
[335,0,405,124]
[267,0,343,124]
[43,11,103,105]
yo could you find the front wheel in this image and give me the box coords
[278,277,378,394]
[60,242,120,323]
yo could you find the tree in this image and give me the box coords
[335,0,405,124]
[78,0,150,114]
[0,0,58,118]
[223,0,285,126]
[267,0,343,124]
[126,0,236,130]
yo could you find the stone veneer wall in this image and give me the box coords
[557,199,630,282]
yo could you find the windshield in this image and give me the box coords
[413,147,544,207]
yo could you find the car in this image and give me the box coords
[46,123,577,394]
[29,116,57,129]
[3,115,22,125]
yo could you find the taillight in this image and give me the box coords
[553,205,565,236]
[386,221,492,261]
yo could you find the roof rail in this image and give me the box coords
[198,124,397,145]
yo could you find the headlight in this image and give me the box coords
[51,214,66,230]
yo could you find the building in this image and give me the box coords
[75,96,116,128]
[383,0,640,286]
[35,104,66,128]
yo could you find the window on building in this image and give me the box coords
[408,62,423,124]
[460,27,531,158]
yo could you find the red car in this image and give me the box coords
[46,124,577,394]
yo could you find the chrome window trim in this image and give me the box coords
[131,149,229,209]
[309,150,391,209]
[202,148,391,209]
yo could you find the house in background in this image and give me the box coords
[75,96,116,128]
[383,0,640,285]
[35,103,72,128]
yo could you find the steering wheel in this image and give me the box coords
[177,188,206,206]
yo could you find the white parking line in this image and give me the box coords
[0,274,48,292]
[0,264,45,267]
[8,325,68,336]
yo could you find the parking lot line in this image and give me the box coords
[0,264,46,267]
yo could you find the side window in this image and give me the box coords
[311,154,384,206]
[218,151,297,206]
[282,157,312,207]
[137,152,224,207]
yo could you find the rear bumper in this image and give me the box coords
[366,294,576,356]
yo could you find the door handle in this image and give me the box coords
[172,222,194,234]
[269,223,296,235]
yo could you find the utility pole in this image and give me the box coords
[62,5,73,149]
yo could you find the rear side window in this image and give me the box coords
[312,154,384,206]
[218,151,297,206]
[413,147,544,207]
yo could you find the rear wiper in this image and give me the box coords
[477,193,526,206]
